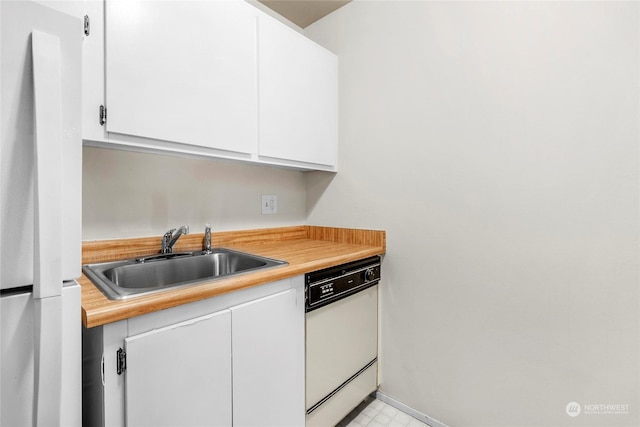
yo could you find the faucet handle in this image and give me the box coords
[161,228,176,254]
[204,223,212,253]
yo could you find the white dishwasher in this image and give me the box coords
[305,256,381,427]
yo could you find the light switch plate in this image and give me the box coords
[261,195,278,214]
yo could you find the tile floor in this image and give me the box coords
[336,396,432,427]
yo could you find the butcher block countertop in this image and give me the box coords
[80,226,385,328]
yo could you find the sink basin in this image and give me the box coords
[83,248,287,300]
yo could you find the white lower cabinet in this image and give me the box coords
[124,310,232,427]
[83,277,304,427]
[232,289,304,427]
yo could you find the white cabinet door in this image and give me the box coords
[124,310,232,427]
[231,288,305,427]
[105,0,257,154]
[258,16,338,168]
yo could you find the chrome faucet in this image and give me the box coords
[161,225,189,254]
[204,224,212,254]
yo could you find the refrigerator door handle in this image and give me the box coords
[32,31,63,299]
[32,30,64,426]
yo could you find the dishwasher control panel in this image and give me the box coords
[305,256,381,312]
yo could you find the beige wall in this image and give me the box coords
[306,1,639,426]
[82,147,306,240]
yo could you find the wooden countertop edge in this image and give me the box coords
[81,226,385,328]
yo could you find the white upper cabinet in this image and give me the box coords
[81,0,338,170]
[258,15,338,168]
[105,0,258,155]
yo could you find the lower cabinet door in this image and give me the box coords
[231,288,305,427]
[124,310,232,427]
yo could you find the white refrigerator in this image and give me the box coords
[1,1,82,426]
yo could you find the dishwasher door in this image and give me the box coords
[305,284,378,411]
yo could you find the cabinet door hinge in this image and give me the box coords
[99,105,107,126]
[84,15,90,36]
[116,347,126,375]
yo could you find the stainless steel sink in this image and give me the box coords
[83,248,287,300]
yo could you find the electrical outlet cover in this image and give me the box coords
[261,195,277,214]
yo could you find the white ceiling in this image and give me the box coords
[258,0,351,28]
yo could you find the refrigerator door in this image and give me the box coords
[0,0,82,289]
[1,283,82,427]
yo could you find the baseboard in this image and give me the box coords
[375,391,450,427]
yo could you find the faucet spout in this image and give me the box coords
[161,225,189,254]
